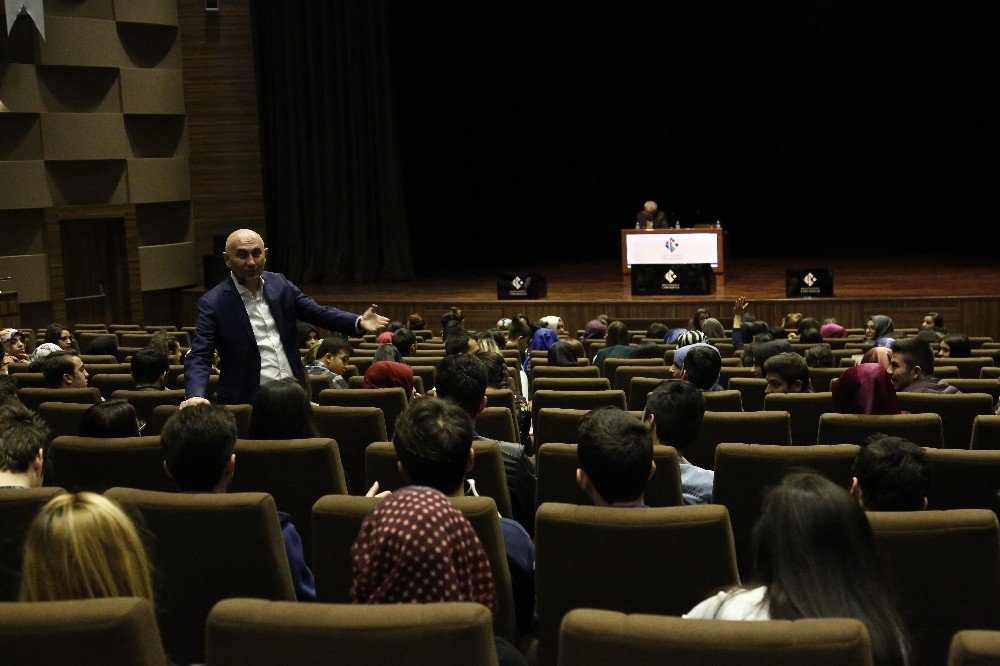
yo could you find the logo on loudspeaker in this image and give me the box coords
[664,270,677,283]
[804,272,817,287]
[665,238,679,253]
[511,276,524,289]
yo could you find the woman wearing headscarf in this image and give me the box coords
[581,315,608,341]
[525,328,559,373]
[364,361,416,398]
[832,363,901,415]
[865,315,896,347]
[820,322,849,339]
[547,341,578,367]
[349,487,525,663]
[862,346,893,372]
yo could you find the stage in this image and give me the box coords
[181,255,1000,337]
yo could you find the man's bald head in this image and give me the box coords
[644,201,658,213]
[225,229,264,254]
[223,229,268,288]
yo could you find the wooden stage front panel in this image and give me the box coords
[182,256,1000,337]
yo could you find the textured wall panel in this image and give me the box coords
[138,242,195,291]
[0,161,51,208]
[120,67,184,114]
[0,63,44,112]
[36,16,124,68]
[0,254,51,302]
[127,157,191,203]
[113,0,178,26]
[40,113,128,160]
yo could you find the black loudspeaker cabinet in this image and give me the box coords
[786,268,834,297]
[497,273,547,299]
[631,264,716,296]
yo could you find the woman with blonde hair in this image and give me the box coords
[19,492,154,602]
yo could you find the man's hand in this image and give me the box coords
[359,304,390,333]
[365,481,391,499]
[179,397,211,409]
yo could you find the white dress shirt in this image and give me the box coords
[232,274,296,385]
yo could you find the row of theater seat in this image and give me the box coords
[2,485,997,665]
[6,596,999,666]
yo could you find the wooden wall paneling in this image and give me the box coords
[113,0,179,27]
[0,161,51,208]
[0,63,44,110]
[126,157,191,203]
[178,2,265,279]
[35,16,124,68]
[37,65,121,112]
[40,113,129,160]
[119,67,185,114]
[45,160,128,206]
[0,116,43,161]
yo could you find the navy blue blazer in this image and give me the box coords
[185,271,360,404]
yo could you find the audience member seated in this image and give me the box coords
[161,404,315,601]
[664,327,689,345]
[387,320,406,334]
[85,335,118,358]
[798,327,823,344]
[629,342,663,359]
[862,346,893,371]
[372,343,403,363]
[866,315,896,347]
[44,324,75,351]
[392,327,418,357]
[646,322,668,341]
[306,334,352,389]
[763,352,811,394]
[850,435,931,511]
[804,344,835,368]
[296,322,320,350]
[29,343,62,369]
[392,397,535,638]
[479,351,514,392]
[701,318,725,339]
[581,314,609,341]
[731,296,768,350]
[435,355,536,532]
[131,348,170,391]
[540,316,567,336]
[748,340,792,377]
[677,329,708,347]
[593,321,632,371]
[1,328,29,364]
[547,341,579,367]
[938,333,971,359]
[820,320,849,338]
[689,308,711,332]
[670,343,710,379]
[20,492,153,602]
[833,364,902,415]
[407,313,425,331]
[683,345,724,392]
[364,361,417,398]
[79,400,141,438]
[684,473,911,666]
[0,401,48,489]
[889,337,959,394]
[476,332,502,354]
[0,374,19,404]
[376,331,394,345]
[446,329,480,357]
[921,311,947,337]
[40,351,90,389]
[149,331,184,365]
[440,307,465,338]
[576,406,654,507]
[247,379,319,440]
[781,312,803,331]
[349,486,525,664]
[643,380,711,505]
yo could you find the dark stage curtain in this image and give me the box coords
[251,0,413,283]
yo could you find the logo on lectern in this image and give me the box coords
[664,270,677,283]
[665,238,679,253]
[511,276,524,289]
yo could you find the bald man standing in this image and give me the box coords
[184,229,389,404]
